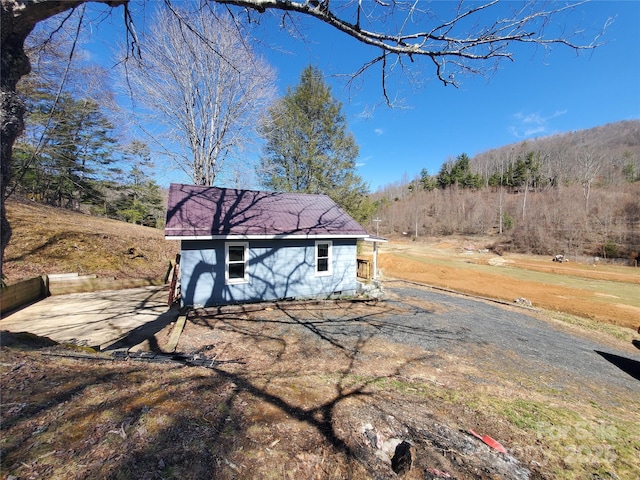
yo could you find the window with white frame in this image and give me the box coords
[315,240,332,276]
[225,242,249,284]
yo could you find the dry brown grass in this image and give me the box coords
[375,239,640,330]
[3,199,179,284]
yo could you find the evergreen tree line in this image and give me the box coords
[419,122,640,193]
[11,90,165,228]
[417,151,555,193]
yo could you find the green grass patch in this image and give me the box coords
[548,311,635,342]
[359,371,640,480]
[491,397,640,479]
[499,398,580,431]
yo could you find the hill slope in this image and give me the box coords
[471,120,640,181]
[371,121,640,256]
[3,199,179,285]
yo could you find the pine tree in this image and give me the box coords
[436,153,482,190]
[258,65,372,222]
[115,141,164,227]
[13,92,116,209]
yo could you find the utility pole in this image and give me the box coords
[499,155,504,235]
[372,218,381,236]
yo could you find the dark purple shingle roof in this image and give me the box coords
[165,183,369,238]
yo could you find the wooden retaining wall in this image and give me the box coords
[48,276,165,296]
[1,274,167,316]
[0,276,47,315]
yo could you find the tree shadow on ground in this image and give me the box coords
[595,350,640,381]
[1,295,543,479]
[103,304,180,352]
[0,324,411,478]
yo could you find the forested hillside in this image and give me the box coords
[9,26,166,229]
[371,121,640,262]
[472,120,640,186]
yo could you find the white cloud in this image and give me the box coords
[357,156,372,168]
[374,128,384,136]
[509,110,567,138]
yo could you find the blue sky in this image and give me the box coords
[83,1,640,192]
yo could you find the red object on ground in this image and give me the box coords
[469,429,507,453]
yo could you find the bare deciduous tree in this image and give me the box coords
[576,147,602,213]
[124,5,276,186]
[0,0,610,278]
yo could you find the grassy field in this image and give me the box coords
[371,239,640,331]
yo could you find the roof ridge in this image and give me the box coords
[169,183,331,198]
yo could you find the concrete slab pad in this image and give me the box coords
[0,286,178,350]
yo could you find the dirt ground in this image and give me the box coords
[3,287,638,479]
[3,200,177,284]
[372,238,640,330]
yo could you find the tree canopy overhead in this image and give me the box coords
[217,0,608,99]
[1,0,610,278]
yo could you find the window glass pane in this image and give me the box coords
[229,263,245,279]
[317,244,329,258]
[317,258,328,272]
[228,246,244,262]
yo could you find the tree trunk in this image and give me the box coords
[522,178,528,221]
[0,0,126,280]
[2,5,25,279]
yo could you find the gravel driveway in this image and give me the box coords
[385,282,639,391]
[290,280,640,399]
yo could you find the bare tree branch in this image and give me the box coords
[215,0,609,96]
